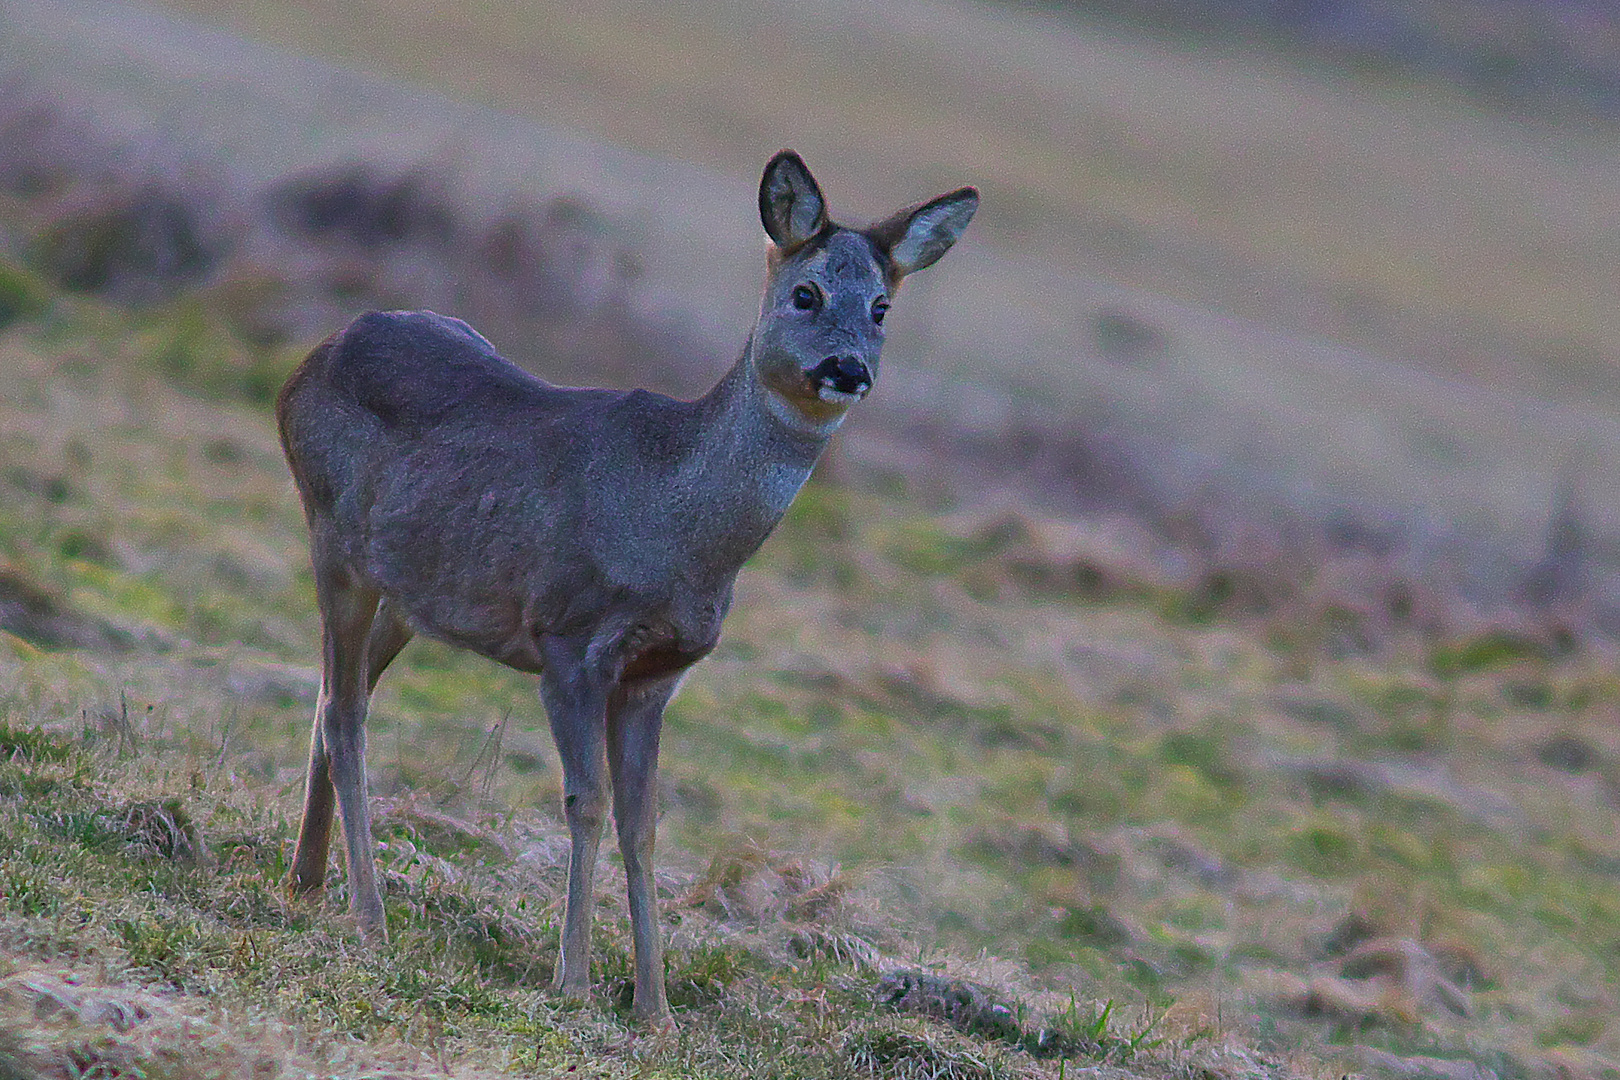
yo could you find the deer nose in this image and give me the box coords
[809,355,872,397]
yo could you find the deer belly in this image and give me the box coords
[398,591,545,673]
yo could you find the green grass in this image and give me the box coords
[3,275,1620,1077]
[0,713,1142,1079]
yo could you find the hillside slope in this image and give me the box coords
[3,3,1620,1078]
[7,0,1620,608]
[1,267,1618,1077]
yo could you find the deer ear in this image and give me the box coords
[872,187,978,279]
[760,150,828,249]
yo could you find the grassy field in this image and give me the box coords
[5,3,1620,1078]
[2,266,1618,1077]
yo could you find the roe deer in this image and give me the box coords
[275,151,976,1022]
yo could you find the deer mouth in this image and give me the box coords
[808,356,872,404]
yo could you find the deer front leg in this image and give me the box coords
[607,677,679,1024]
[538,638,611,1000]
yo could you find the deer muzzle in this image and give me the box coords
[809,356,872,404]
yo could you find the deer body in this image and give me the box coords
[277,152,976,1022]
[289,315,808,674]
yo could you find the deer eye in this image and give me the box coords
[791,284,820,311]
[871,297,889,325]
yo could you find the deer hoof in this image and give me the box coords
[551,973,591,1001]
[284,878,324,906]
[353,908,388,946]
[633,1005,676,1031]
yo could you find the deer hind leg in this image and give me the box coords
[292,596,408,900]
[537,637,610,1000]
[607,677,679,1024]
[365,598,414,694]
[289,553,385,940]
[288,705,336,901]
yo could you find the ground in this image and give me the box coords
[1,1,1618,1078]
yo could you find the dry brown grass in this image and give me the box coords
[0,963,485,1080]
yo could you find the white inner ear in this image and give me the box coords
[789,191,824,240]
[893,200,967,272]
[765,165,825,246]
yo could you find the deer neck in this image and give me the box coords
[672,335,840,572]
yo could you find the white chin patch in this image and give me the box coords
[817,385,866,405]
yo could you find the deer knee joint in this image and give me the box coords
[563,789,607,831]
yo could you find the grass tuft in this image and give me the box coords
[846,1025,1011,1080]
[0,258,49,331]
[0,722,73,765]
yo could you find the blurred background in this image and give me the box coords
[5,1,1620,1076]
[10,0,1620,620]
